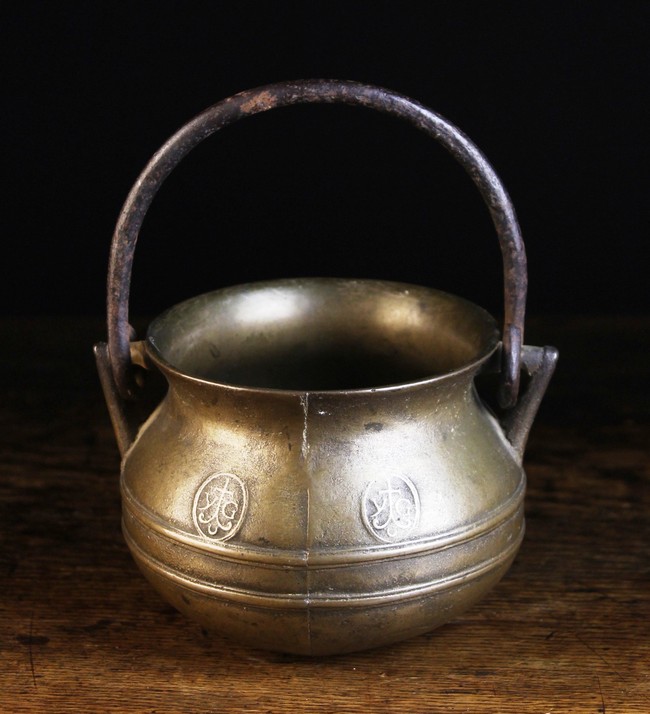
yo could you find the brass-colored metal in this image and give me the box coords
[95,81,557,656]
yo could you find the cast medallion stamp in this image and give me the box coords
[193,472,248,541]
[362,475,420,543]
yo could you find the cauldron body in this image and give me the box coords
[120,279,522,655]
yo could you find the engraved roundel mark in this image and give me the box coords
[193,472,248,541]
[362,475,421,543]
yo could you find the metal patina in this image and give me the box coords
[95,80,557,656]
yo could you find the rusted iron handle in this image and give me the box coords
[108,79,527,406]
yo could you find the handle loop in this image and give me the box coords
[107,79,527,407]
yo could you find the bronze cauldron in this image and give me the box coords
[95,80,557,656]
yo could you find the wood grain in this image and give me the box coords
[1,316,648,713]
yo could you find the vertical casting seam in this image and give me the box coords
[300,392,312,650]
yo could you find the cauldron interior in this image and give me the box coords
[147,279,499,391]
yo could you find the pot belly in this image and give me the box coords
[120,382,525,654]
[121,485,524,655]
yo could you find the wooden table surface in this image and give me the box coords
[1,316,649,713]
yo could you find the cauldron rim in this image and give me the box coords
[145,277,500,395]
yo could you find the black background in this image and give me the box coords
[3,2,648,320]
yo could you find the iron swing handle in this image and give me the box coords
[104,79,529,410]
